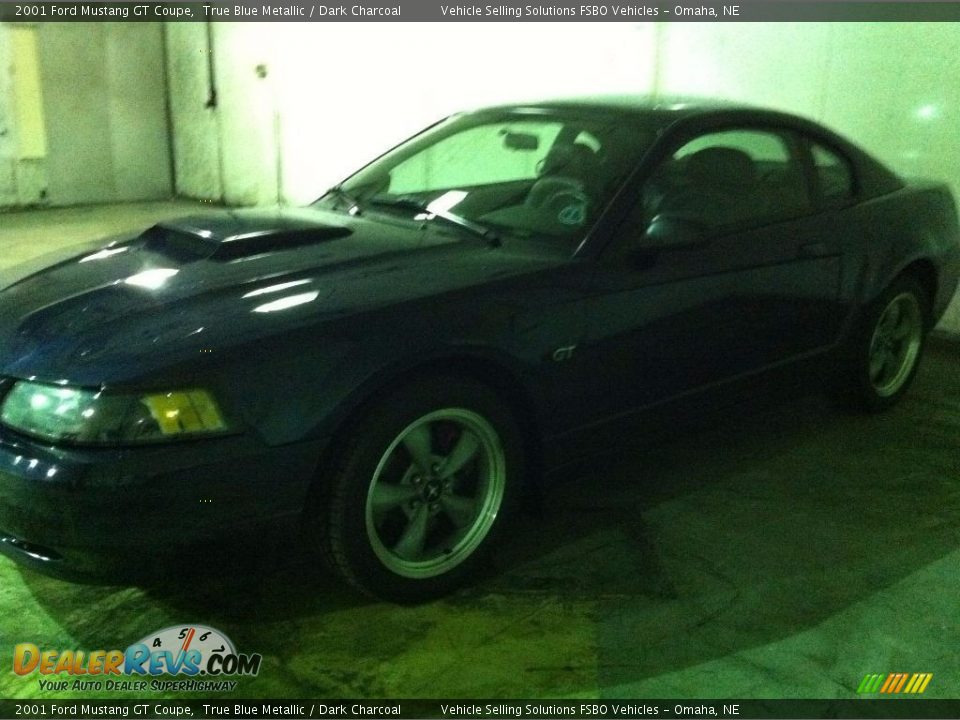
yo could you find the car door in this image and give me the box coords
[579,125,845,423]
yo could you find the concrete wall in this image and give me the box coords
[36,23,173,206]
[0,22,173,209]
[166,22,656,205]
[165,23,960,209]
[0,24,49,207]
[0,25,16,207]
[164,24,222,201]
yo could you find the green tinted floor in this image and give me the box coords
[0,203,958,700]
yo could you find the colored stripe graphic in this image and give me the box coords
[859,673,932,694]
[857,674,884,693]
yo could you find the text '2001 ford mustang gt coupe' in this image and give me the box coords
[0,96,958,601]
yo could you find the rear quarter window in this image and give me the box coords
[812,143,855,204]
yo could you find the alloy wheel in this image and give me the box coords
[868,291,923,397]
[364,408,506,578]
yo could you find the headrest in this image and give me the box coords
[686,147,756,188]
[540,143,600,178]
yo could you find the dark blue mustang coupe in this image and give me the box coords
[1,97,958,601]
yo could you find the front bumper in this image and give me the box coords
[0,425,325,581]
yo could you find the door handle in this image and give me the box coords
[798,242,830,258]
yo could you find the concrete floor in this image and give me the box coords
[1,202,959,700]
[0,201,214,266]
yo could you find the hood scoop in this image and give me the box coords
[143,220,353,262]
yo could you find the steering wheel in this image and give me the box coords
[528,176,591,207]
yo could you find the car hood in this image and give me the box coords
[0,207,560,385]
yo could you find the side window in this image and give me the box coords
[644,128,811,231]
[811,143,855,203]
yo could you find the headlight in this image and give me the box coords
[0,381,229,445]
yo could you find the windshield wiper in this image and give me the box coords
[366,195,501,247]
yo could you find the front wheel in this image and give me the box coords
[841,275,929,412]
[305,377,524,602]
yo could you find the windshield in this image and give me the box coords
[316,108,657,246]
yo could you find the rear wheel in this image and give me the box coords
[305,377,523,602]
[841,275,929,412]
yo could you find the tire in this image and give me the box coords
[304,376,524,602]
[840,275,930,412]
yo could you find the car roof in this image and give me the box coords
[480,94,759,120]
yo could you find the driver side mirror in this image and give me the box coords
[618,212,709,268]
[641,213,709,252]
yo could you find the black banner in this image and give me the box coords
[4,699,960,720]
[2,0,960,22]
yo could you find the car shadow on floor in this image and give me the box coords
[477,347,960,691]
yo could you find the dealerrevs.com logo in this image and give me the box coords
[13,625,261,693]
